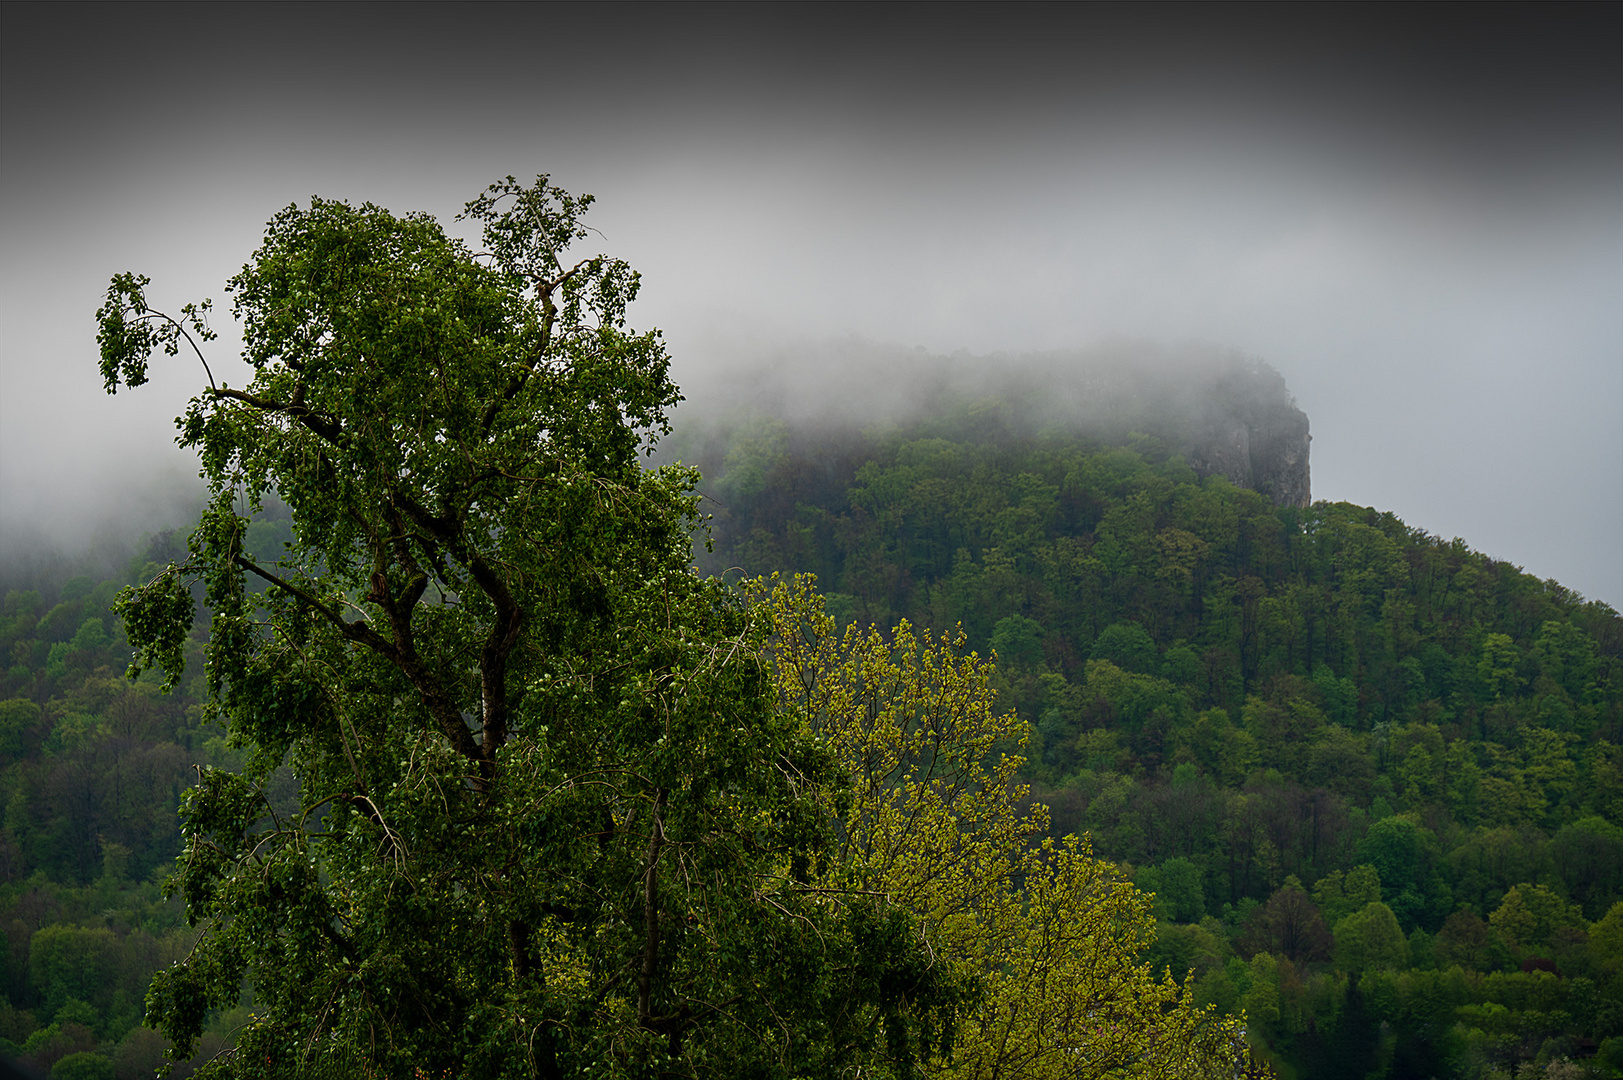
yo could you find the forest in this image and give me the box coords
[4,369,1620,1077]
[6,180,1254,1080]
[1,188,1619,1078]
[0,523,257,1077]
[664,369,1623,1079]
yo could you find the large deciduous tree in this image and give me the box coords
[98,178,961,1079]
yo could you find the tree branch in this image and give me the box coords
[234,555,483,768]
[477,258,592,433]
[136,307,220,393]
[209,386,345,443]
[233,555,383,649]
[468,554,523,770]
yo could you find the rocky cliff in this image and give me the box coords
[1170,361,1312,507]
[672,338,1312,507]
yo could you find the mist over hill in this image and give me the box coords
[0,484,204,601]
[3,332,1621,1077]
[666,339,1314,553]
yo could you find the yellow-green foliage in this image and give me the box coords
[755,574,1250,1078]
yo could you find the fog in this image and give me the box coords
[671,336,1300,442]
[2,5,1619,604]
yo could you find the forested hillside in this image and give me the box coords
[3,356,1620,1078]
[0,525,273,1078]
[671,368,1623,1078]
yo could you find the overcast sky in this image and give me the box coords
[2,3,1620,606]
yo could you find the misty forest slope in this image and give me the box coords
[0,521,300,1078]
[670,348,1623,1078]
[1,347,1621,1078]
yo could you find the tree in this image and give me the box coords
[98,177,960,1078]
[754,574,1248,1079]
[0,697,38,757]
[1239,878,1332,964]
[48,1052,115,1080]
[1091,621,1161,676]
[28,926,118,1021]
[1488,883,1583,958]
[1312,865,1382,927]
[1433,909,1498,972]
[1155,855,1208,923]
[1354,816,1431,924]
[1588,901,1623,996]
[1332,902,1409,973]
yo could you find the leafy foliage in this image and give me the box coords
[89,178,963,1078]
[754,574,1247,1078]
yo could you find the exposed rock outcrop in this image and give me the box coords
[1174,364,1312,507]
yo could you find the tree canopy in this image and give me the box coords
[94,178,963,1078]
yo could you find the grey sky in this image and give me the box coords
[2,3,1619,605]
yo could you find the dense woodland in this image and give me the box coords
[671,386,1623,1079]
[0,515,298,1077]
[0,530,218,1076]
[2,379,1621,1078]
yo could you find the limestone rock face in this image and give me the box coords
[1249,410,1312,509]
[1179,391,1312,508]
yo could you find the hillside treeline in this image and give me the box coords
[675,398,1623,1079]
[0,526,263,1078]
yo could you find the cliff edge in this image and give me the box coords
[1172,360,1312,507]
